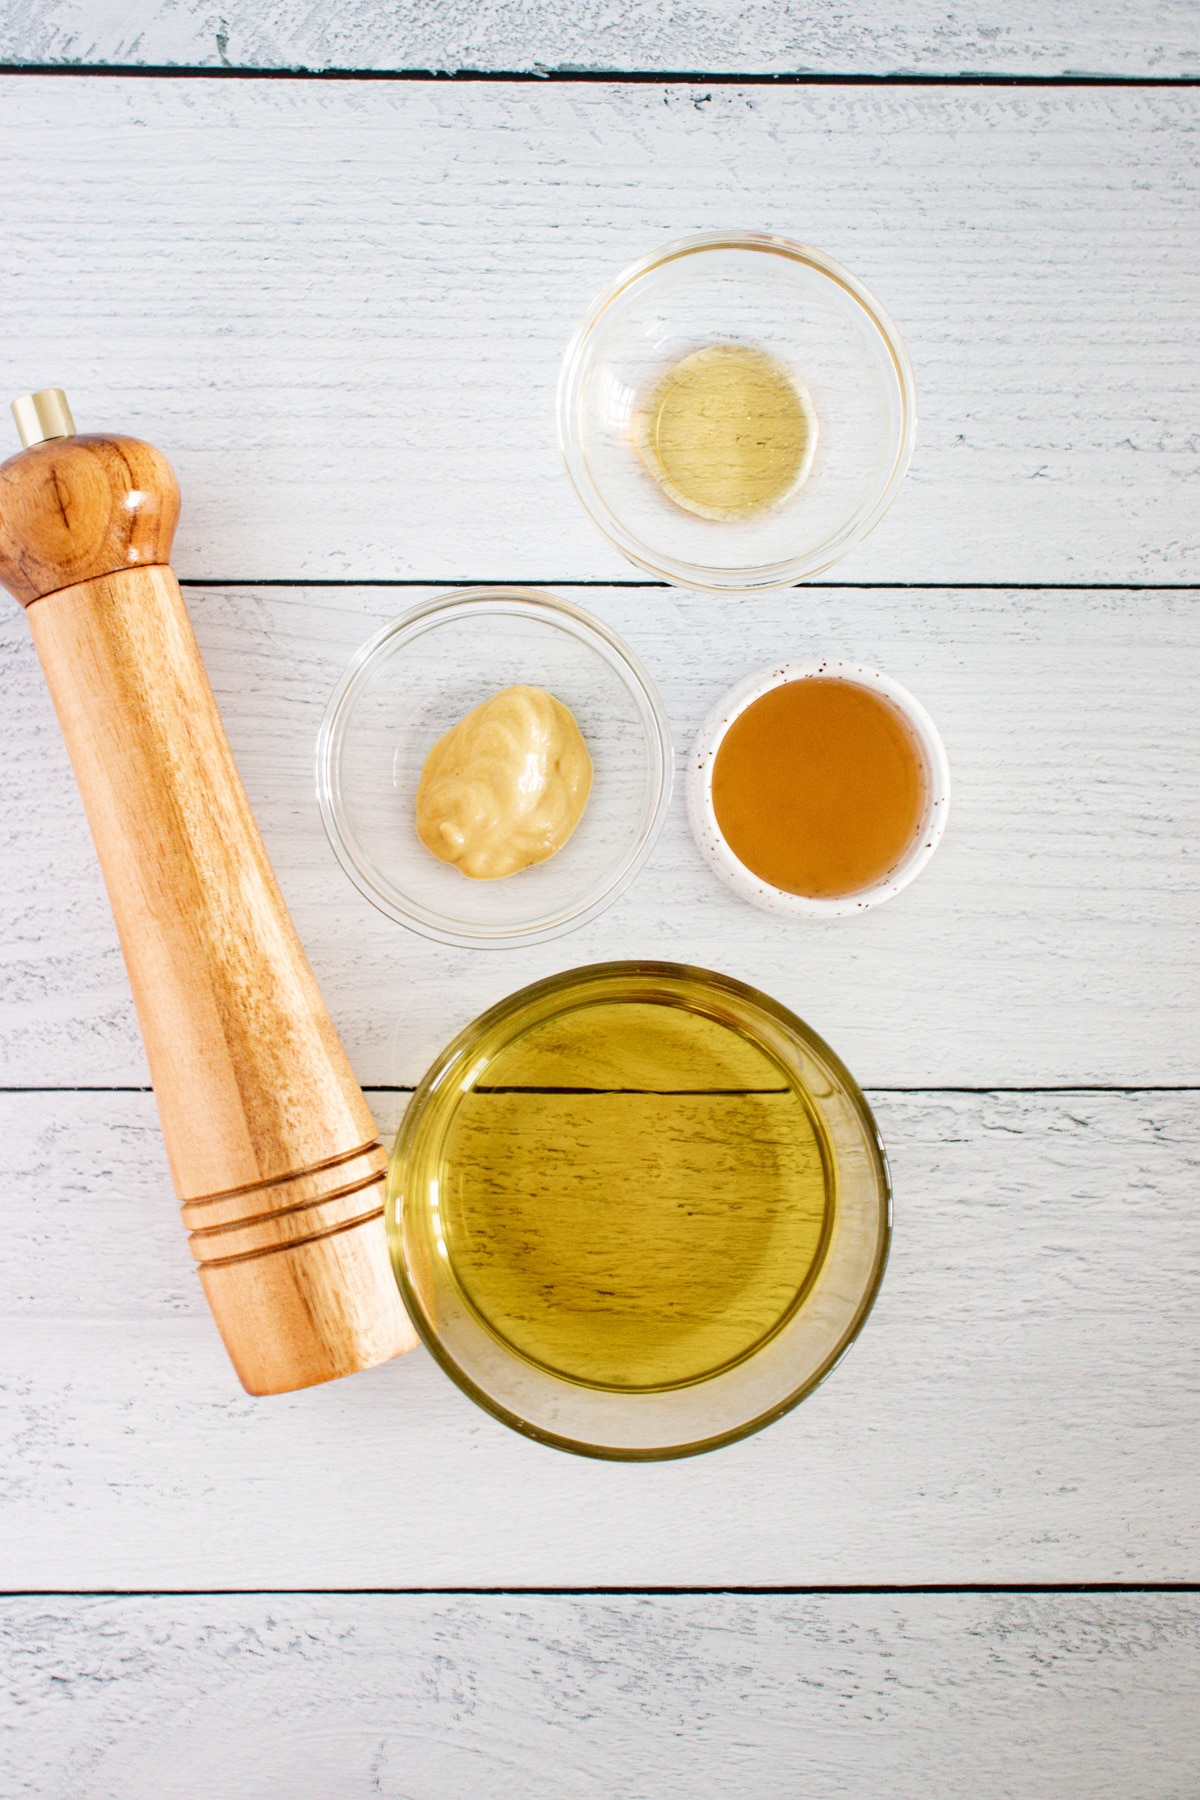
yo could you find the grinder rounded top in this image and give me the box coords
[0,392,180,607]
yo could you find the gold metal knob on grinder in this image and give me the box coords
[12,387,76,448]
[0,392,417,1393]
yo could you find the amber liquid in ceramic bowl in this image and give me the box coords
[711,678,926,899]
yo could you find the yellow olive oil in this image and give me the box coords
[433,997,832,1391]
[637,343,817,520]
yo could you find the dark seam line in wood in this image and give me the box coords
[176,579,1200,591]
[377,1085,1200,1096]
[7,1085,1200,1095]
[470,1085,791,1095]
[2,1583,1197,1597]
[1,67,1198,87]
[864,1085,1200,1094]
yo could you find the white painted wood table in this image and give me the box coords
[2,8,1198,1795]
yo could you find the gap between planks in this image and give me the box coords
[2,67,1199,88]
[5,1086,1199,1096]
[2,1583,1198,1597]
[173,580,1200,590]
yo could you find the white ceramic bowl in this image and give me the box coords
[687,660,950,918]
[317,590,673,949]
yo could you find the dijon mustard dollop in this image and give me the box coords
[415,685,593,880]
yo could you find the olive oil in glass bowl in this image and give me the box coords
[387,962,891,1459]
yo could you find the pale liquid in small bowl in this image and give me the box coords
[637,343,817,521]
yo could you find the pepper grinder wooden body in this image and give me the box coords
[0,396,417,1393]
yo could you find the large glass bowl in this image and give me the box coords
[558,232,917,590]
[387,962,891,1460]
[317,591,673,949]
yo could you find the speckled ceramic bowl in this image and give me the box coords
[687,660,950,918]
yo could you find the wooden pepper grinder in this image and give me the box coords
[0,390,417,1393]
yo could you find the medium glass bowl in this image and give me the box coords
[317,591,672,949]
[557,231,917,590]
[388,962,892,1460]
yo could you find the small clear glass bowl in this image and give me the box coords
[317,591,673,949]
[558,231,917,591]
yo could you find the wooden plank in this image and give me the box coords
[2,2,1197,79]
[4,585,1198,1089]
[3,1593,1198,1798]
[1,1088,1195,1587]
[0,79,1196,584]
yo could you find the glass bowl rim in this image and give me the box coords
[386,959,893,1460]
[315,589,675,950]
[556,229,919,592]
